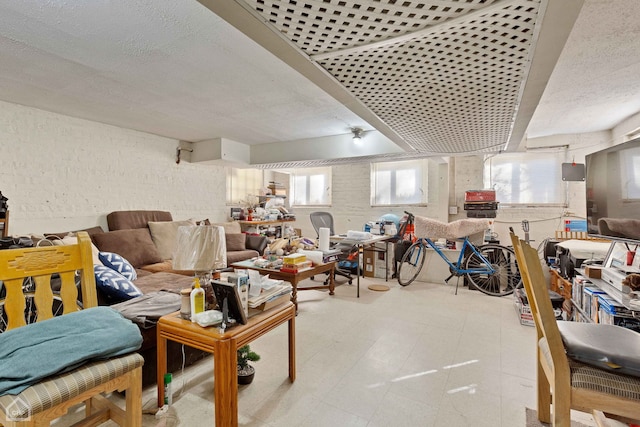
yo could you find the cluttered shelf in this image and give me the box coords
[549,266,640,331]
[237,218,296,226]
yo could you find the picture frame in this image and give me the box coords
[230,207,243,220]
[211,280,247,325]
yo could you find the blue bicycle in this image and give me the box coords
[397,212,522,296]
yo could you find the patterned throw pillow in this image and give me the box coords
[94,265,142,301]
[98,252,137,281]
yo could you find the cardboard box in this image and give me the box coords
[584,265,602,279]
[374,265,387,279]
[363,248,376,278]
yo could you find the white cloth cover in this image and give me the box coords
[414,216,490,240]
[173,225,227,270]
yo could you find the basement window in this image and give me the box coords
[226,168,264,205]
[484,152,566,206]
[370,159,428,206]
[290,167,332,207]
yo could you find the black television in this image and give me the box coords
[586,137,640,242]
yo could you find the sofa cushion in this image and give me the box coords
[52,235,103,266]
[99,251,137,281]
[148,220,196,260]
[226,249,260,264]
[94,265,143,301]
[212,221,242,234]
[225,233,246,251]
[44,226,105,240]
[139,260,174,274]
[133,271,194,294]
[93,229,163,268]
[107,210,173,231]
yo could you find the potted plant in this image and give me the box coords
[237,344,260,384]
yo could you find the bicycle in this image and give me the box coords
[396,212,522,296]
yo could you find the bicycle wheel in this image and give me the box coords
[464,244,522,296]
[397,241,427,286]
[0,292,82,332]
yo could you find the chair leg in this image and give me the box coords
[552,375,572,427]
[537,358,552,423]
[125,366,143,427]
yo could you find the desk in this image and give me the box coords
[331,234,394,297]
[156,302,296,426]
[230,260,335,312]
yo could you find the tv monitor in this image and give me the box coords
[585,137,640,242]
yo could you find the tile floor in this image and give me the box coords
[61,276,600,426]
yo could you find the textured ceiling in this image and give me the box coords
[1,1,639,166]
[246,0,542,154]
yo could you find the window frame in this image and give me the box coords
[226,167,264,205]
[370,159,429,207]
[483,151,567,207]
[289,166,332,207]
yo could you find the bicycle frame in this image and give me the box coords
[415,237,496,275]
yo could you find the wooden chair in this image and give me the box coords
[0,231,143,426]
[509,232,640,427]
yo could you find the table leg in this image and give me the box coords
[356,243,362,298]
[288,314,296,382]
[156,333,167,408]
[213,338,238,427]
[328,263,335,295]
[290,278,298,314]
[385,241,389,282]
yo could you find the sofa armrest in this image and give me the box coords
[245,234,268,255]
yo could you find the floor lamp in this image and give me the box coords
[173,225,227,309]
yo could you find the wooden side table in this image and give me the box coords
[230,261,335,313]
[157,302,296,426]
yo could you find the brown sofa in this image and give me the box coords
[95,210,268,274]
[86,210,268,385]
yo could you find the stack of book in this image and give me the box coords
[280,253,313,273]
[248,283,292,311]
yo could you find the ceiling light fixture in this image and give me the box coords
[351,127,364,145]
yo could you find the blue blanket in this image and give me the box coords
[0,306,142,395]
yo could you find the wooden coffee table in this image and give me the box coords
[157,302,295,426]
[230,260,335,312]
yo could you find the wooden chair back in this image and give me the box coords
[0,231,96,331]
[0,231,143,426]
[510,232,571,385]
[510,232,640,427]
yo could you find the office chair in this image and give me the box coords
[310,211,355,284]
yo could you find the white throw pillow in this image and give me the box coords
[53,235,102,266]
[148,220,196,260]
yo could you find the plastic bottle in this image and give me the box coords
[190,277,205,322]
[163,373,173,406]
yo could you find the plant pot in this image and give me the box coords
[237,364,255,385]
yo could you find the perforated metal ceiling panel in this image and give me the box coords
[239,0,544,154]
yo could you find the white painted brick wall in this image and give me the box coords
[1,101,228,235]
[0,99,612,244]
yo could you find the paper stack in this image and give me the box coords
[248,283,292,310]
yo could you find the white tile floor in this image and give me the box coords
[136,276,597,427]
[60,276,600,426]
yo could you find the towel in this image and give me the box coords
[0,306,142,395]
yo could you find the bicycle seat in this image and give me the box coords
[414,216,490,240]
